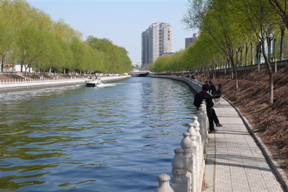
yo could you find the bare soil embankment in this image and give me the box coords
[197,66,288,177]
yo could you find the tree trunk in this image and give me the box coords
[24,64,29,76]
[261,39,274,104]
[267,37,272,62]
[213,65,216,80]
[245,43,249,66]
[230,57,238,90]
[274,38,277,73]
[280,27,285,60]
[21,61,24,72]
[236,50,239,66]
[224,60,227,75]
[269,73,274,104]
[251,41,255,65]
[240,46,243,66]
[258,42,261,71]
[1,55,5,72]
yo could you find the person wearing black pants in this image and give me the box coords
[194,84,222,133]
[211,107,222,127]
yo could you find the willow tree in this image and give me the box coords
[150,34,223,74]
[58,39,74,74]
[190,33,225,78]
[240,0,281,104]
[0,22,13,72]
[150,55,170,72]
[268,0,288,30]
[0,0,131,75]
[182,0,209,29]
[53,19,82,42]
[71,37,85,74]
[116,47,133,73]
[267,0,288,60]
[203,0,247,89]
[86,36,132,73]
[16,25,49,73]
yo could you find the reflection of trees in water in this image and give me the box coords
[0,86,122,191]
[140,78,193,119]
[0,176,45,191]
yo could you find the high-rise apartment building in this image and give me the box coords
[141,22,172,69]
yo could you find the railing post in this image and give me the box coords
[190,129,198,192]
[196,106,205,138]
[192,117,202,157]
[156,174,174,192]
[171,148,187,192]
[181,132,196,192]
[200,102,208,134]
[193,117,203,189]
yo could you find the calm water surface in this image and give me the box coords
[0,77,196,192]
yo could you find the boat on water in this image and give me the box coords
[85,77,102,87]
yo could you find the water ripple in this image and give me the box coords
[0,77,196,191]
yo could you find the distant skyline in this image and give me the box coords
[26,0,197,64]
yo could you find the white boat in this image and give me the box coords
[85,78,101,87]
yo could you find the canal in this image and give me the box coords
[0,77,196,192]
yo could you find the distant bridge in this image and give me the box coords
[129,70,150,77]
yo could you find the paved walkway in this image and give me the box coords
[204,97,286,192]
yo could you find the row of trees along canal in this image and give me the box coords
[150,0,288,104]
[0,0,132,75]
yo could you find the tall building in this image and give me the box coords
[141,22,172,69]
[185,33,199,48]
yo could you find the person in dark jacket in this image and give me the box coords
[194,84,222,133]
[213,84,223,98]
[209,80,216,95]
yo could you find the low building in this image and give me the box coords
[10,63,33,72]
[160,52,174,56]
[185,33,199,48]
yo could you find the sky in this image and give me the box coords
[26,0,197,64]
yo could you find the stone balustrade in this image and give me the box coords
[0,77,85,89]
[156,101,209,192]
[0,78,70,85]
[0,75,131,89]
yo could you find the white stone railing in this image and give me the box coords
[156,101,209,192]
[0,77,84,88]
[0,75,131,89]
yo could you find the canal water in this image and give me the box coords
[0,77,196,192]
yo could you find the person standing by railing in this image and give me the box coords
[194,84,222,133]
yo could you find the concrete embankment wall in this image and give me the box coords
[153,76,202,94]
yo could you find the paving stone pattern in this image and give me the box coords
[205,98,284,192]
